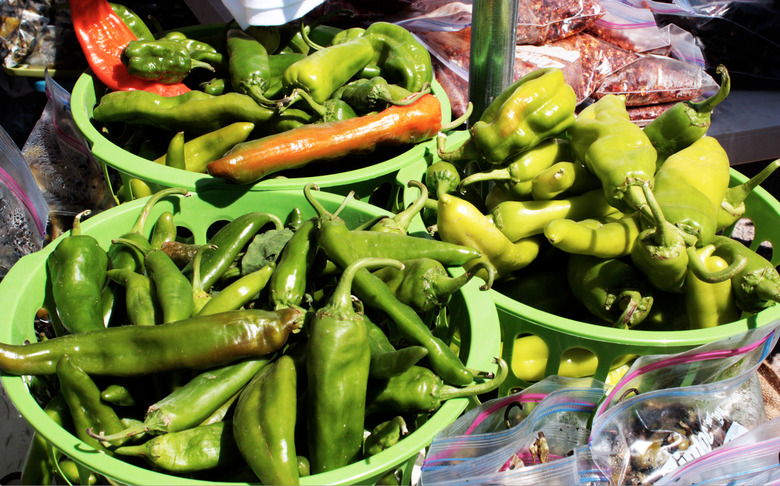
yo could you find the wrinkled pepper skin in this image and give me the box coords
[234,355,299,485]
[47,210,109,335]
[362,22,434,93]
[162,31,224,67]
[566,94,657,214]
[685,244,740,329]
[440,68,577,165]
[227,28,274,106]
[122,39,213,84]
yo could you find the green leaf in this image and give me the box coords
[241,228,294,274]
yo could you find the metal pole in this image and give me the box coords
[468,0,519,126]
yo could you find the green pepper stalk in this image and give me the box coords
[565,94,657,214]
[643,65,731,169]
[366,358,508,415]
[457,138,574,199]
[91,357,273,443]
[364,416,409,457]
[307,257,404,474]
[531,160,602,200]
[709,235,780,313]
[685,244,741,329]
[106,268,160,326]
[234,355,300,485]
[567,253,654,329]
[226,28,277,107]
[57,355,127,453]
[198,262,276,316]
[47,210,109,335]
[439,68,577,166]
[373,258,494,313]
[113,421,241,473]
[305,184,476,388]
[368,180,429,235]
[544,213,641,259]
[122,39,215,84]
[718,158,780,230]
[0,308,302,376]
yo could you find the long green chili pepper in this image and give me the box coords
[57,355,126,453]
[109,2,153,41]
[306,185,475,387]
[567,253,654,329]
[545,212,641,259]
[565,94,657,214]
[643,65,730,168]
[0,308,302,376]
[364,416,408,457]
[685,244,741,329]
[366,357,508,415]
[234,355,300,485]
[307,257,403,474]
[226,28,276,107]
[718,158,780,230]
[114,237,194,323]
[343,228,482,267]
[113,421,241,473]
[47,210,109,335]
[106,268,160,326]
[153,122,256,173]
[269,218,317,311]
[531,160,602,200]
[362,22,434,93]
[366,315,429,379]
[198,263,276,316]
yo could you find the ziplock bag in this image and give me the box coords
[21,71,115,240]
[585,0,670,53]
[420,378,604,484]
[589,323,780,485]
[656,415,780,485]
[0,123,49,280]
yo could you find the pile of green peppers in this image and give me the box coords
[91,5,440,201]
[6,185,508,485]
[431,64,780,345]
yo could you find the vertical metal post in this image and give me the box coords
[468,0,519,126]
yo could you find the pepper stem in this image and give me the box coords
[722,158,780,218]
[85,418,163,444]
[329,258,404,312]
[189,58,215,73]
[376,180,428,233]
[754,278,780,306]
[686,245,747,283]
[438,357,508,400]
[458,168,512,193]
[440,102,474,132]
[689,65,730,114]
[615,290,648,329]
[245,84,282,109]
[191,244,218,314]
[383,83,431,107]
[70,209,91,236]
[279,88,328,117]
[639,182,679,248]
[129,187,189,235]
[299,9,355,52]
[436,133,483,164]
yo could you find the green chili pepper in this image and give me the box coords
[439,68,577,165]
[163,131,186,170]
[685,244,741,329]
[109,2,154,41]
[269,218,317,311]
[366,358,508,415]
[113,421,241,473]
[343,229,482,267]
[200,77,229,95]
[373,258,492,313]
[54,459,99,486]
[643,65,730,168]
[227,28,277,106]
[307,258,403,474]
[105,268,160,326]
[198,263,276,316]
[491,189,619,243]
[122,39,214,84]
[234,355,300,485]
[362,22,434,93]
[47,210,108,335]
[566,94,657,214]
[307,186,475,387]
[437,191,543,281]
[718,158,780,230]
[338,76,429,114]
[544,212,641,259]
[531,160,601,200]
[567,253,654,329]
[93,89,275,132]
[364,416,408,457]
[368,180,428,235]
[369,341,430,380]
[331,26,365,45]
[425,160,462,198]
[100,383,136,406]
[149,210,177,250]
[458,138,574,199]
[162,31,225,67]
[57,355,126,453]
[282,37,374,106]
[0,308,302,376]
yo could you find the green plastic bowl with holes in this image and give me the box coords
[396,136,780,396]
[0,187,500,486]
[70,71,452,204]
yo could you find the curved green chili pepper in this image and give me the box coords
[149,210,177,250]
[362,22,434,93]
[163,131,186,170]
[113,421,241,473]
[269,218,317,311]
[306,185,475,387]
[234,355,300,485]
[201,77,229,95]
[643,65,730,168]
[100,383,136,406]
[343,229,482,267]
[109,2,153,41]
[567,253,654,329]
[106,268,160,326]
[718,158,780,230]
[308,257,403,474]
[685,244,741,329]
[364,416,409,457]
[198,262,275,316]
[227,28,276,106]
[439,68,577,165]
[565,94,657,214]
[366,358,508,415]
[122,39,214,84]
[47,210,108,335]
[0,308,302,376]
[154,122,256,173]
[365,315,429,379]
[544,213,641,259]
[531,160,601,200]
[491,189,618,243]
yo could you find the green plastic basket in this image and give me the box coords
[70,71,452,204]
[394,138,780,396]
[0,188,500,486]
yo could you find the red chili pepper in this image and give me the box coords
[69,0,190,96]
[207,93,447,184]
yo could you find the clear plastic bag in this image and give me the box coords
[585,0,671,53]
[589,323,780,485]
[0,122,48,280]
[420,377,604,484]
